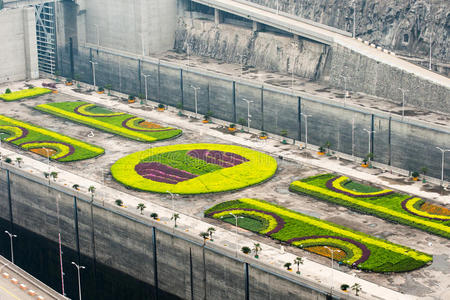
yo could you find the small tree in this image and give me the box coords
[88,186,96,200]
[104,84,112,95]
[72,184,80,190]
[5,157,12,164]
[15,157,22,167]
[199,232,209,245]
[421,167,428,183]
[50,171,58,182]
[284,262,292,271]
[351,283,362,296]
[115,199,123,207]
[5,88,12,94]
[238,118,246,131]
[171,213,180,227]
[294,257,303,274]
[44,172,50,179]
[150,212,159,220]
[241,246,251,254]
[137,203,146,214]
[324,141,331,154]
[207,227,216,241]
[252,243,262,258]
[280,129,288,144]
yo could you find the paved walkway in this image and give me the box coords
[2,79,450,299]
[0,256,67,300]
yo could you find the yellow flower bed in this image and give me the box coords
[290,181,450,237]
[111,144,277,194]
[332,176,393,196]
[36,104,157,141]
[0,125,26,141]
[212,209,277,234]
[405,198,450,221]
[240,198,431,262]
[76,103,125,117]
[21,142,71,160]
[0,87,52,101]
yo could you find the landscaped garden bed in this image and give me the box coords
[205,198,433,273]
[290,174,450,239]
[0,87,52,101]
[0,115,104,162]
[34,101,182,142]
[111,144,277,194]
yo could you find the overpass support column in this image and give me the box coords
[214,8,223,25]
[293,34,301,43]
[252,21,262,32]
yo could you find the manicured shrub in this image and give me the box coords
[0,87,51,101]
[241,246,251,254]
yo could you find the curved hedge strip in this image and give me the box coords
[34,101,182,142]
[290,174,450,239]
[111,144,277,194]
[0,115,104,162]
[205,198,433,273]
[0,87,52,101]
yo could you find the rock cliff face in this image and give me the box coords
[174,18,330,80]
[248,0,449,75]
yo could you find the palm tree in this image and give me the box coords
[252,243,262,258]
[171,213,180,227]
[284,262,292,271]
[15,157,22,167]
[207,227,216,241]
[115,199,123,207]
[294,257,303,274]
[199,232,209,245]
[351,283,362,296]
[72,184,80,191]
[137,203,146,215]
[50,171,58,182]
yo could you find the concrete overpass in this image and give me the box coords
[192,0,450,89]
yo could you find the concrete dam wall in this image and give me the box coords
[0,164,333,300]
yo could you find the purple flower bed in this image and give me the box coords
[187,149,248,168]
[401,197,449,221]
[135,162,197,184]
[206,208,285,235]
[19,140,75,160]
[286,235,371,266]
[2,126,29,142]
[326,176,394,198]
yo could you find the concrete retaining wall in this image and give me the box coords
[0,6,39,84]
[0,165,334,300]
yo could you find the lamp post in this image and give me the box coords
[363,128,375,162]
[42,147,50,173]
[190,85,200,119]
[300,113,312,149]
[140,32,145,57]
[276,0,279,14]
[290,41,298,90]
[142,74,151,105]
[166,190,177,212]
[71,262,85,300]
[4,231,17,264]
[222,213,243,257]
[436,147,450,187]
[352,0,357,38]
[89,60,98,88]
[324,246,340,296]
[428,1,433,71]
[398,88,408,119]
[241,98,253,132]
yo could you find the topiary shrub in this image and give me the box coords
[5,88,11,94]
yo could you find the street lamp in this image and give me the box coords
[300,113,312,149]
[241,98,253,132]
[42,147,50,173]
[324,246,340,296]
[363,128,375,162]
[190,85,200,119]
[89,60,98,88]
[166,190,177,212]
[142,74,151,105]
[4,231,17,264]
[398,88,408,119]
[221,213,243,257]
[436,147,450,187]
[71,262,86,300]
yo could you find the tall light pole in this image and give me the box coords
[42,147,50,173]
[140,32,145,56]
[89,60,98,88]
[190,85,200,119]
[166,190,176,212]
[363,128,375,162]
[300,113,312,148]
[324,246,340,296]
[352,0,357,38]
[398,88,408,119]
[428,1,433,71]
[71,262,85,300]
[4,231,17,264]
[242,98,253,132]
[186,43,191,68]
[436,147,450,187]
[222,213,244,257]
[142,74,151,105]
[290,41,298,90]
[276,0,279,14]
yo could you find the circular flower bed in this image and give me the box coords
[111,144,277,194]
